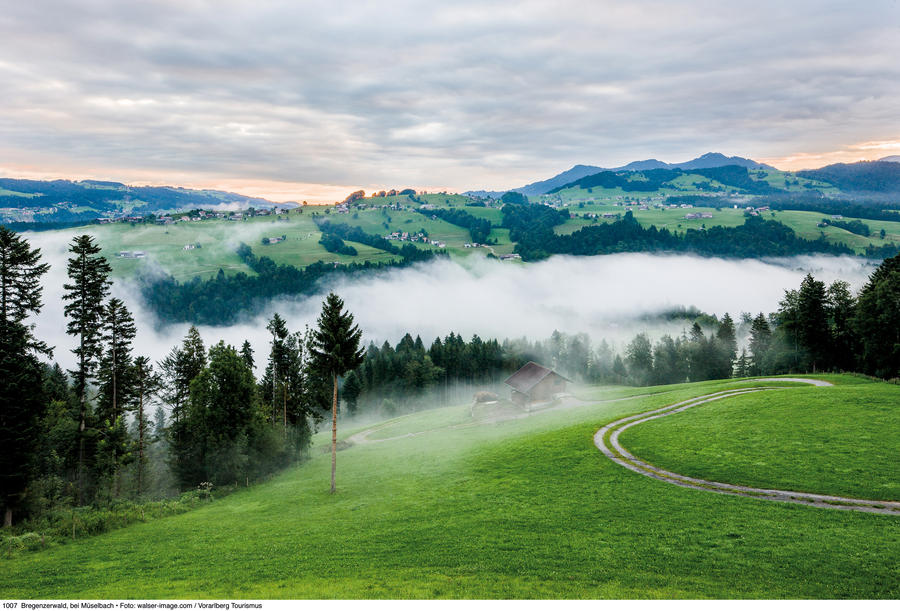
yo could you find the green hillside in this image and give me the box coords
[15,178,900,285]
[3,375,897,599]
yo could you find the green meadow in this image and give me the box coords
[621,381,900,501]
[3,375,898,599]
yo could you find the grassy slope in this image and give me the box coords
[620,381,899,500]
[34,214,405,280]
[3,376,898,599]
[28,187,899,280]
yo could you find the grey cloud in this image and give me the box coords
[1,1,898,189]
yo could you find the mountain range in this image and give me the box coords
[466,152,777,197]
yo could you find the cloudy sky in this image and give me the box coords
[1,0,899,201]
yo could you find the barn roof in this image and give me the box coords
[504,361,569,393]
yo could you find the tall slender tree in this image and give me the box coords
[263,313,291,427]
[95,297,137,492]
[826,280,858,372]
[160,326,207,486]
[716,313,738,373]
[240,340,255,371]
[748,313,772,375]
[309,293,364,493]
[132,356,161,497]
[797,274,830,372]
[625,332,653,385]
[62,235,112,504]
[0,227,50,526]
[0,227,50,352]
[855,253,900,378]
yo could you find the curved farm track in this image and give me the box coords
[594,378,900,515]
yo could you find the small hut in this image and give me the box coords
[504,361,570,406]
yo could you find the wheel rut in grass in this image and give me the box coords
[594,378,900,515]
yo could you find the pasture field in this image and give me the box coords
[3,375,898,599]
[30,214,413,280]
[25,189,900,280]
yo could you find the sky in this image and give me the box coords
[2,0,899,202]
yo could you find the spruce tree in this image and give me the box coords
[62,234,112,505]
[735,348,749,378]
[309,293,364,493]
[0,226,50,352]
[625,333,653,386]
[342,370,362,415]
[855,254,900,378]
[0,227,50,526]
[717,314,737,366]
[240,340,255,371]
[797,274,830,372]
[263,313,291,427]
[748,313,772,375]
[95,297,137,493]
[160,326,207,486]
[826,280,858,372]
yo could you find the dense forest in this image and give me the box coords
[141,240,443,325]
[0,228,364,540]
[315,220,405,254]
[501,204,853,261]
[415,207,493,243]
[797,161,900,193]
[549,165,782,195]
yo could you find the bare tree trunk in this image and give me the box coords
[283,384,287,438]
[3,507,11,528]
[137,387,144,497]
[330,372,338,494]
[78,382,86,506]
[112,347,119,498]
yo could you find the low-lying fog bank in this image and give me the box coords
[26,230,878,373]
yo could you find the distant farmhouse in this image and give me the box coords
[504,361,570,406]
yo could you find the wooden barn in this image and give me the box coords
[504,361,570,406]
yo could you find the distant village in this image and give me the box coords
[99,206,297,226]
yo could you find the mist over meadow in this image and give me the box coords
[24,228,877,373]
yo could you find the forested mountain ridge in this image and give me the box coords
[797,161,900,193]
[0,178,294,224]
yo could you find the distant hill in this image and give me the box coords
[879,155,900,163]
[797,161,900,193]
[0,178,295,224]
[466,152,777,197]
[515,164,605,196]
[548,165,782,195]
[670,152,775,171]
[611,159,670,172]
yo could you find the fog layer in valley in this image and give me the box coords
[26,228,878,373]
